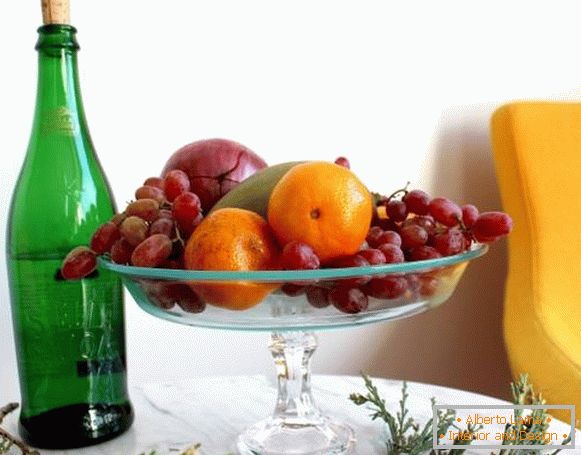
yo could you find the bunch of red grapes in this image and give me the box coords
[281,164,512,314]
[62,170,203,277]
[61,170,208,313]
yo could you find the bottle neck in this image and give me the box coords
[32,25,86,136]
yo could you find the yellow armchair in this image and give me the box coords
[491,102,581,426]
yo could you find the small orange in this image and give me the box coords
[184,208,280,310]
[267,161,373,263]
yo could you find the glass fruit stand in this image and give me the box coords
[100,243,487,455]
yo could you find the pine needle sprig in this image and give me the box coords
[349,373,481,455]
[351,373,574,455]
[497,374,572,455]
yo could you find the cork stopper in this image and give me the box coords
[41,0,70,25]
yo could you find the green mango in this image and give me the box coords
[212,161,305,218]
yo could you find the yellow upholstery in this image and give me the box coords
[491,102,581,426]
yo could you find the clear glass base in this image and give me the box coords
[237,416,355,455]
[237,332,356,455]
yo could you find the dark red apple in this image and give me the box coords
[162,139,267,212]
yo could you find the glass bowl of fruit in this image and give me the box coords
[98,243,488,331]
[61,142,512,455]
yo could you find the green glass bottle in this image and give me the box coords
[6,6,133,449]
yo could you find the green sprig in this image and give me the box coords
[497,374,571,455]
[350,373,573,455]
[349,373,481,455]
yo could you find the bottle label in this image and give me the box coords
[41,107,78,136]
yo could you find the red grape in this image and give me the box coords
[148,282,205,313]
[306,286,330,308]
[461,204,479,228]
[373,217,399,232]
[334,156,350,169]
[157,209,173,220]
[408,246,442,261]
[377,243,405,263]
[120,216,148,246]
[90,222,121,254]
[419,276,440,297]
[472,212,513,242]
[131,234,173,268]
[172,192,202,234]
[329,287,368,314]
[406,274,421,294]
[168,283,206,313]
[366,226,384,247]
[364,276,408,299]
[149,217,175,238]
[403,215,436,237]
[61,246,97,280]
[135,185,166,204]
[110,239,134,264]
[403,190,430,215]
[281,283,306,296]
[142,281,175,309]
[177,291,206,313]
[400,224,428,249]
[328,255,370,286]
[433,229,466,256]
[429,197,462,227]
[143,176,164,190]
[377,230,402,248]
[386,200,408,222]
[164,169,191,202]
[281,241,320,270]
[126,199,160,222]
[358,248,386,265]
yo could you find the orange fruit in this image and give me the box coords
[184,208,280,310]
[267,161,373,263]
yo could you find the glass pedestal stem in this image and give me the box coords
[270,332,320,423]
[237,331,355,455]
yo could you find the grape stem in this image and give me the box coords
[0,403,40,455]
[384,182,411,204]
[174,225,185,247]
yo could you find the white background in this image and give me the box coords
[2,0,581,404]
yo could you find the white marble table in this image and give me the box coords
[5,375,580,454]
